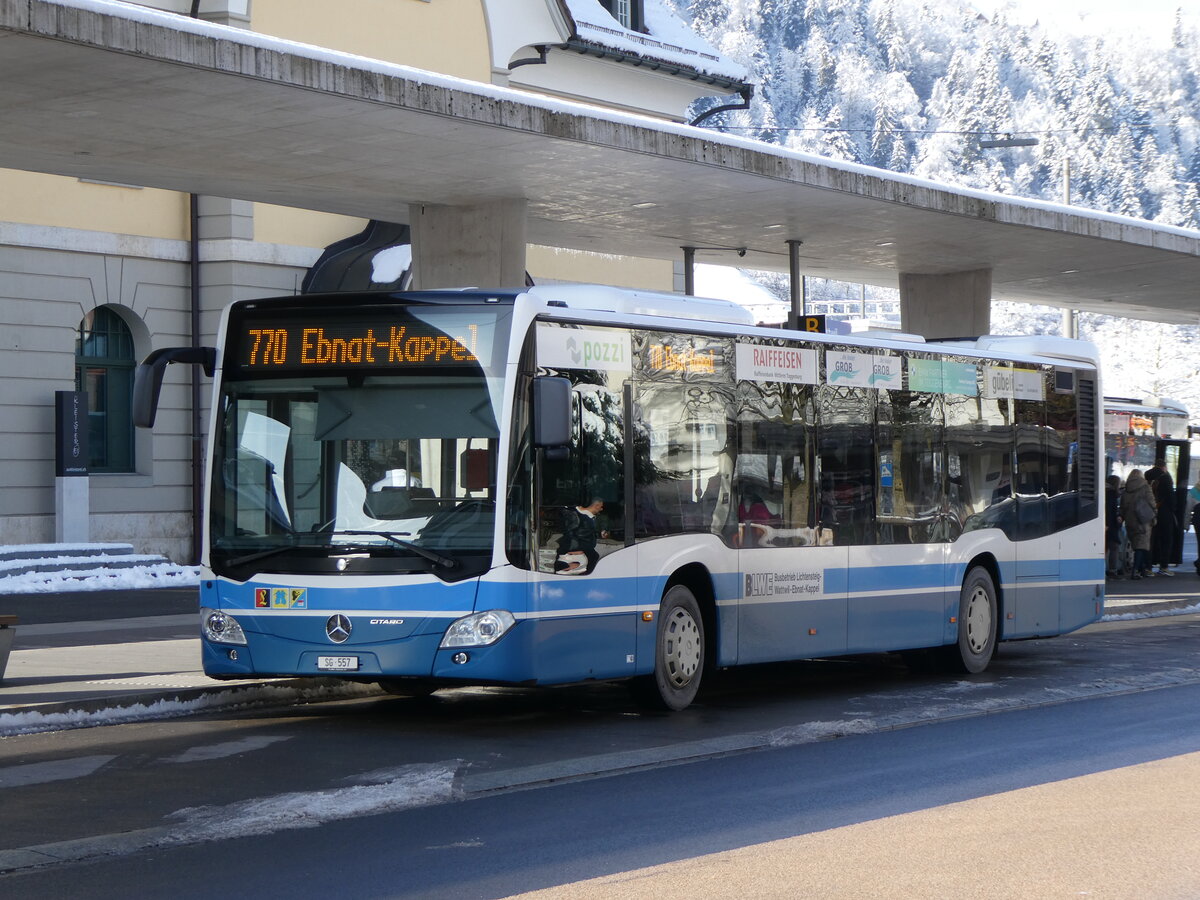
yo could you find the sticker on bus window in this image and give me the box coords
[256,588,308,609]
[735,344,817,385]
[1013,368,1044,401]
[536,325,631,372]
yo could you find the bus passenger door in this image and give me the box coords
[530,330,637,683]
[1013,376,1058,636]
[738,540,848,663]
[849,383,945,652]
[1157,439,1189,565]
[735,414,848,664]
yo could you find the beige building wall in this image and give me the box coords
[1,0,673,290]
[250,0,493,80]
[2,172,189,239]
[0,0,708,558]
[252,204,366,249]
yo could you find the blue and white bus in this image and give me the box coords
[136,284,1104,710]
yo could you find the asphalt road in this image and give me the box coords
[3,611,1200,897]
[6,679,1200,898]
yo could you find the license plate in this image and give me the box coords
[317,655,360,671]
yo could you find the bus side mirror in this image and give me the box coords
[532,376,571,449]
[133,346,217,428]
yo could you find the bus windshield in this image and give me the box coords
[209,301,511,580]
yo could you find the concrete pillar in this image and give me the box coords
[195,196,254,241]
[899,268,992,339]
[55,477,89,543]
[408,199,528,290]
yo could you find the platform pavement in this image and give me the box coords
[1,572,1198,725]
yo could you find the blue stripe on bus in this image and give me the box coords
[845,564,946,593]
[204,558,1103,681]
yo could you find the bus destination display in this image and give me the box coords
[235,313,495,372]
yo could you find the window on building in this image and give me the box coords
[598,0,643,31]
[75,307,136,473]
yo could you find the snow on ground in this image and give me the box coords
[0,681,382,738]
[0,543,200,594]
[1102,603,1200,622]
[0,564,200,595]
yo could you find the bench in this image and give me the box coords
[0,614,16,683]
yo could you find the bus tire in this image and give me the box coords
[632,584,705,711]
[946,566,997,674]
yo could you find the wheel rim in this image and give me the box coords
[964,584,992,654]
[663,607,701,688]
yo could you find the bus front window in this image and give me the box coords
[210,373,501,579]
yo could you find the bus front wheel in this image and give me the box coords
[946,566,997,674]
[632,584,705,711]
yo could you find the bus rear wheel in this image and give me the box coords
[946,566,997,674]
[631,584,705,711]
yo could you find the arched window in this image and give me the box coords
[75,307,135,473]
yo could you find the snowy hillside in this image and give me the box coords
[679,0,1200,227]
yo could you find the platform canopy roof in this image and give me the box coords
[2,0,1199,323]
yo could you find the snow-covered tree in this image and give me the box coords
[676,0,1200,405]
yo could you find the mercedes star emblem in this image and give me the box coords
[325,614,352,644]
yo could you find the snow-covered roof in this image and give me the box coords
[694,265,788,325]
[560,0,748,86]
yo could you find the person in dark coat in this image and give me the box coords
[1147,459,1176,576]
[555,497,607,574]
[1105,475,1123,577]
[1120,469,1155,580]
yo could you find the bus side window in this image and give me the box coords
[735,379,815,548]
[535,370,624,573]
[634,384,733,541]
[818,384,874,546]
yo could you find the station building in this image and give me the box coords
[0,0,749,560]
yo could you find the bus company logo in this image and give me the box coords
[255,589,269,608]
[745,572,774,597]
[267,588,307,609]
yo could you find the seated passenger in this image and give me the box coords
[371,450,421,491]
[738,493,774,524]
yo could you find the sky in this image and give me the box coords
[971,0,1197,40]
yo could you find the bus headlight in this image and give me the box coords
[201,607,248,645]
[440,609,516,648]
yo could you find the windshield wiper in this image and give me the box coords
[224,530,457,570]
[335,530,458,569]
[225,540,316,569]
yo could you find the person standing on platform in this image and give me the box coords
[1120,469,1155,580]
[1147,458,1176,576]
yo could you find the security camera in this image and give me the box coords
[737,248,747,257]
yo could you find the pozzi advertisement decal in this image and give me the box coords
[736,344,818,385]
[537,324,631,372]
